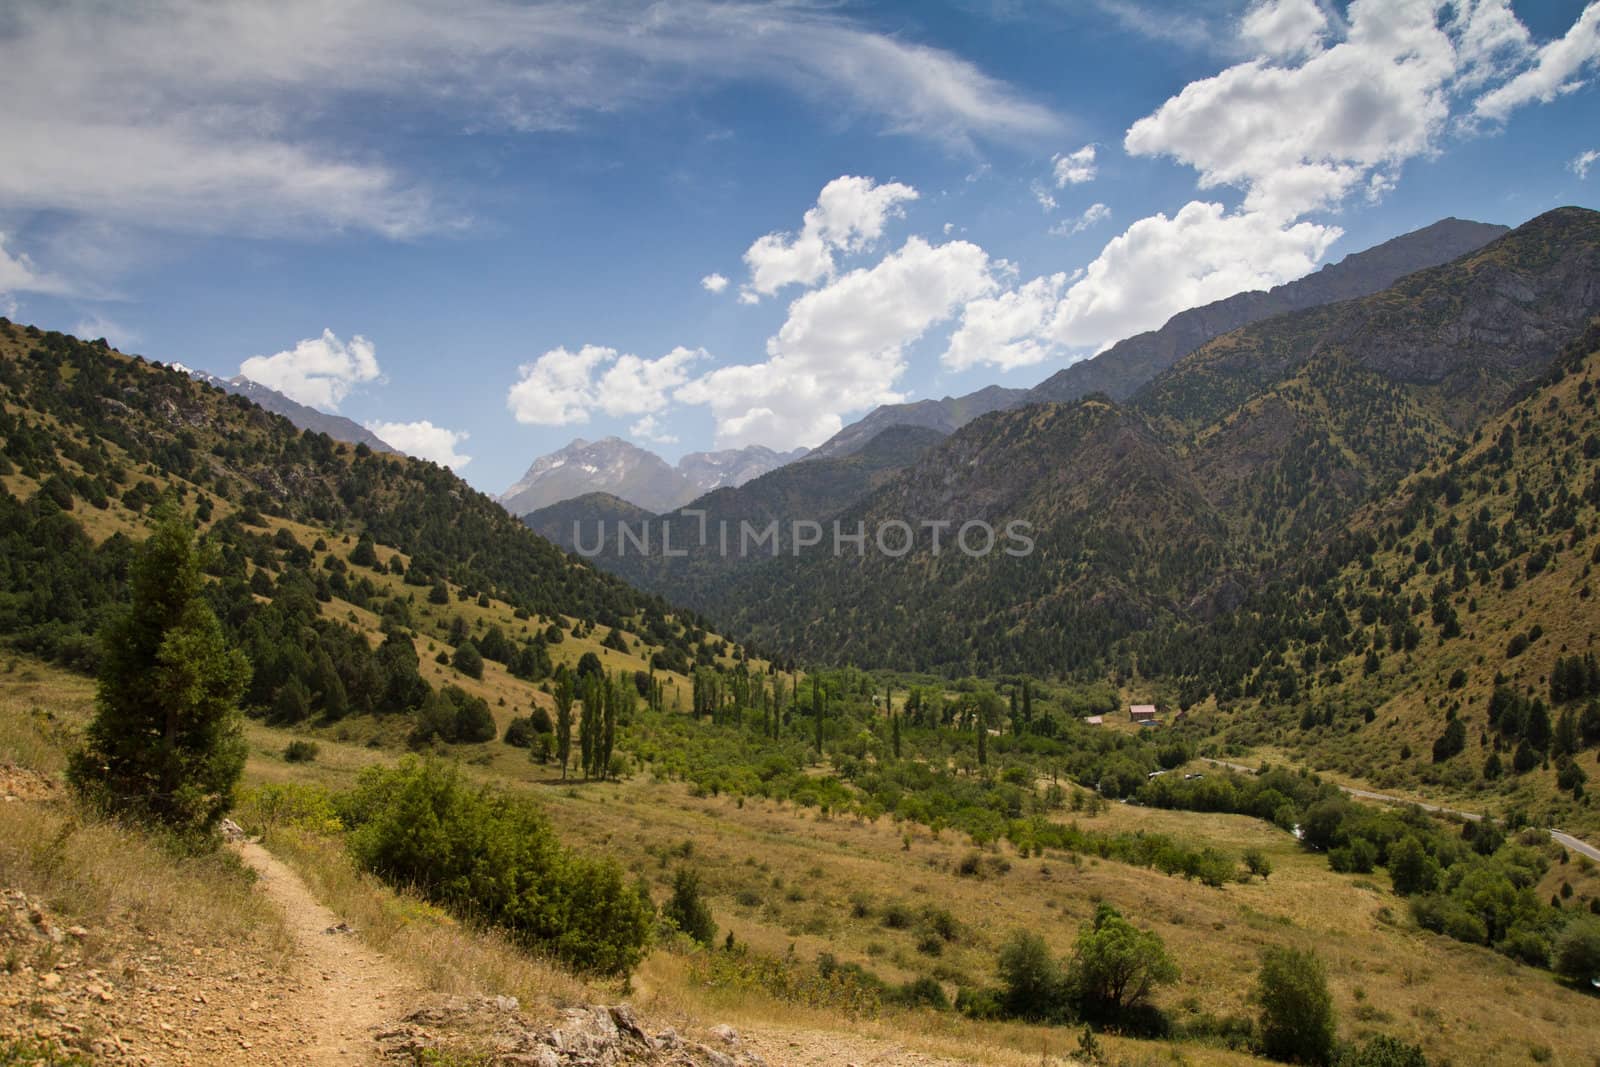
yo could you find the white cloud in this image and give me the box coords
[598,346,702,416]
[1572,149,1600,179]
[1031,182,1058,212]
[1125,1,1462,220]
[1049,202,1112,236]
[238,329,381,412]
[1240,0,1329,59]
[678,237,997,448]
[1126,1,1598,220]
[0,233,71,297]
[1052,145,1097,185]
[506,343,699,426]
[1472,2,1600,123]
[930,1,1594,395]
[364,419,471,470]
[944,272,1072,371]
[1046,202,1340,351]
[0,1,1056,245]
[700,272,729,293]
[741,176,919,299]
[71,314,138,349]
[629,414,678,445]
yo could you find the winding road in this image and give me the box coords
[1199,757,1600,862]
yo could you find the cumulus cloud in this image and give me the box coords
[1472,2,1600,123]
[1572,149,1599,179]
[1031,182,1059,212]
[1052,145,1097,185]
[364,419,471,470]
[700,272,729,293]
[1124,1,1462,220]
[1045,202,1340,351]
[0,1,1058,249]
[678,237,997,448]
[1240,0,1329,59]
[933,1,1593,392]
[741,176,919,300]
[1049,202,1111,237]
[629,414,678,445]
[944,272,1072,371]
[1125,1,1593,220]
[238,329,381,412]
[506,343,700,426]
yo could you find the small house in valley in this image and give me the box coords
[1128,704,1158,724]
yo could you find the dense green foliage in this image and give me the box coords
[338,758,653,976]
[67,508,249,837]
[1256,946,1336,1065]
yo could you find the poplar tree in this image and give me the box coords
[554,671,574,779]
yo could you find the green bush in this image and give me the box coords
[1553,917,1600,983]
[1256,946,1336,1065]
[997,931,1066,1021]
[663,867,717,946]
[1337,1035,1427,1067]
[283,739,320,763]
[1067,903,1178,1021]
[337,758,652,976]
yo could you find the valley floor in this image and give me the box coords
[4,656,1599,1066]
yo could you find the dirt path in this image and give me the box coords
[234,839,422,1065]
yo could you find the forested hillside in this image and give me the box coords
[0,320,750,729]
[699,208,1600,679]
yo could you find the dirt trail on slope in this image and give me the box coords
[234,839,423,1065]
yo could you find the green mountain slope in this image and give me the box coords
[0,320,705,659]
[703,208,1600,676]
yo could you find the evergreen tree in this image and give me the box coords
[555,672,574,780]
[452,639,484,680]
[68,508,250,838]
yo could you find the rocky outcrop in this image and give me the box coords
[376,996,766,1067]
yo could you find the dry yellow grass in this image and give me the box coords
[5,645,1595,1066]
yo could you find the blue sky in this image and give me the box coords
[1,0,1597,494]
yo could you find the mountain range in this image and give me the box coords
[528,208,1600,684]
[513,216,1507,524]
[805,216,1509,461]
[497,437,806,517]
[171,363,398,455]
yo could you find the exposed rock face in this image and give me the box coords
[376,996,767,1067]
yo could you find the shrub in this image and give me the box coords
[338,758,651,975]
[892,975,950,1011]
[1338,1034,1427,1067]
[1256,946,1336,1065]
[283,739,320,763]
[452,640,484,680]
[1243,849,1273,880]
[664,867,717,946]
[1553,917,1600,983]
[997,931,1066,1021]
[503,716,544,748]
